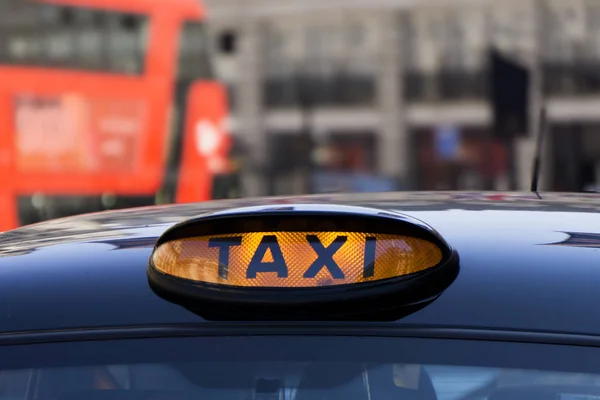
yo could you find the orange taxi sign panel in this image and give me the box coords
[152,231,443,288]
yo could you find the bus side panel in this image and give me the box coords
[0,92,18,232]
[175,82,229,204]
[0,70,168,195]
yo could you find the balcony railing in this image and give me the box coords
[263,69,489,107]
[543,63,600,96]
[263,75,376,108]
[404,69,488,102]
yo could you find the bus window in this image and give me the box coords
[3,1,44,65]
[107,13,148,74]
[0,1,149,74]
[44,6,75,67]
[73,7,107,71]
[177,22,213,81]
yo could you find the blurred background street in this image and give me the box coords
[205,0,600,196]
[1,0,600,229]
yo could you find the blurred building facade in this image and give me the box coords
[204,0,600,196]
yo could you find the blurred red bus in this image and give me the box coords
[0,0,239,230]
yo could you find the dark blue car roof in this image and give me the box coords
[1,191,600,336]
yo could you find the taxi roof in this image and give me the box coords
[1,191,600,338]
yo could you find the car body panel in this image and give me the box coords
[1,191,599,335]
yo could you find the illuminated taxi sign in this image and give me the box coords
[152,231,443,288]
[147,204,459,321]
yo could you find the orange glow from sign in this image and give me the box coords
[152,231,443,288]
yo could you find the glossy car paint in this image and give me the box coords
[1,191,600,336]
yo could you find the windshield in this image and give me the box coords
[2,336,600,400]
